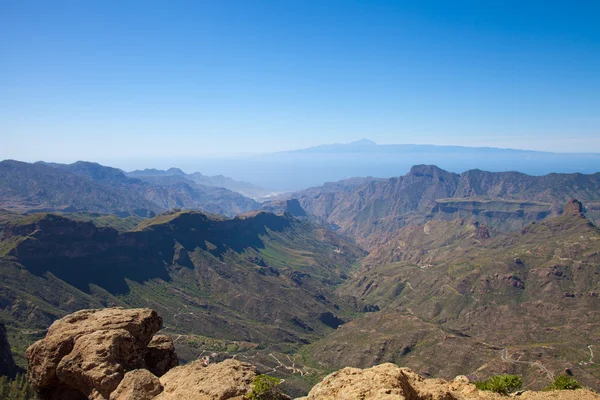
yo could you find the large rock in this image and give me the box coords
[56,329,145,398]
[564,199,584,216]
[110,369,163,400]
[300,363,600,400]
[156,359,256,400]
[301,363,490,400]
[26,308,175,400]
[301,363,423,400]
[0,321,18,378]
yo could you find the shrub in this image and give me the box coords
[247,374,283,400]
[474,374,522,395]
[544,375,582,391]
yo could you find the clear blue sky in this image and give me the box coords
[1,0,599,164]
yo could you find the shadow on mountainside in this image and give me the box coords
[2,211,293,295]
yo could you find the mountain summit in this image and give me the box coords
[348,138,377,146]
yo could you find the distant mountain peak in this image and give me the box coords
[166,167,186,175]
[349,138,377,146]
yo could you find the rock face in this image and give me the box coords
[564,199,584,216]
[301,363,600,400]
[25,307,263,400]
[110,370,163,400]
[301,363,465,400]
[26,308,176,400]
[0,321,17,378]
[155,359,257,400]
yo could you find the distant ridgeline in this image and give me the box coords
[293,165,600,245]
[0,160,260,218]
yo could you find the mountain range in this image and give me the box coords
[0,160,259,218]
[293,164,600,245]
[1,158,600,396]
[126,167,273,200]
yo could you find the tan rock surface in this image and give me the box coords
[110,369,163,400]
[299,363,600,400]
[56,329,145,398]
[156,359,256,400]
[26,307,173,400]
[301,363,421,400]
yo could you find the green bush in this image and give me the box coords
[474,374,522,395]
[544,375,582,391]
[247,374,283,400]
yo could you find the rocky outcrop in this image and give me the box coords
[300,363,600,400]
[25,307,264,400]
[0,321,17,378]
[564,199,584,216]
[155,359,256,400]
[26,308,176,400]
[300,363,467,400]
[110,370,163,400]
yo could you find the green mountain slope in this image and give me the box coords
[305,200,600,390]
[0,210,364,373]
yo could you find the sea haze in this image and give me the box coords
[155,140,600,191]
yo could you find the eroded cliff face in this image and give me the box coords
[0,321,17,378]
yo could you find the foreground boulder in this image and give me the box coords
[155,359,257,400]
[25,307,262,400]
[300,363,463,400]
[26,308,176,400]
[300,363,600,400]
[110,369,163,400]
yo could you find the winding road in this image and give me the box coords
[501,348,554,381]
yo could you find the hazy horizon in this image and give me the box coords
[4,139,599,192]
[4,138,600,169]
[2,1,600,163]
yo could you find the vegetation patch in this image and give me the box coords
[474,374,522,395]
[248,374,284,400]
[544,375,583,391]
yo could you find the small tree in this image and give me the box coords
[544,375,582,391]
[247,374,283,400]
[475,374,522,395]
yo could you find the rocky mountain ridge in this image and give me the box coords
[294,165,600,244]
[127,167,272,200]
[0,160,259,217]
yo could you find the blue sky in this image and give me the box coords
[1,0,599,164]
